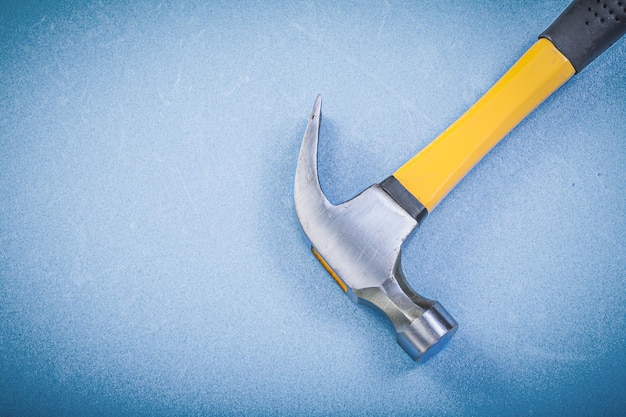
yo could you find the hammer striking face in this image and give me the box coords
[294,1,625,362]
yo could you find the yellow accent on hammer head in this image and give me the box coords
[311,247,347,292]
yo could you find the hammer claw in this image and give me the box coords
[294,95,332,234]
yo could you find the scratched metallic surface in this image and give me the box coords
[1,1,625,415]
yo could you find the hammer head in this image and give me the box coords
[294,95,457,362]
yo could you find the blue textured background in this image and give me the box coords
[1,1,625,415]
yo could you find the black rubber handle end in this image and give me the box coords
[540,0,626,72]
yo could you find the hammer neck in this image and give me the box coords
[380,176,428,224]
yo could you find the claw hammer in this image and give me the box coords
[294,0,626,361]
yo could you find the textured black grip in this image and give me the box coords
[540,0,626,72]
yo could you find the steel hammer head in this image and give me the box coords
[294,96,457,362]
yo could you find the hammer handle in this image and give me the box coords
[393,0,625,212]
[394,39,574,211]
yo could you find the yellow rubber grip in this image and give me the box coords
[393,38,575,212]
